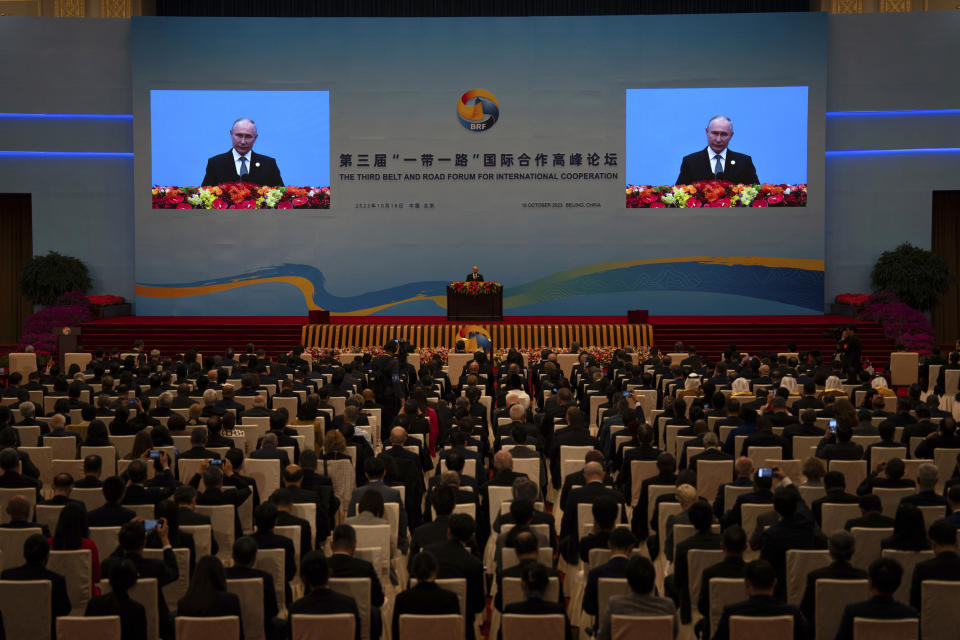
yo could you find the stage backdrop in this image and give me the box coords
[133,13,826,316]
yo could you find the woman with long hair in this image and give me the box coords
[126,430,154,460]
[147,499,196,575]
[83,420,113,447]
[186,403,204,426]
[110,406,138,436]
[321,429,350,460]
[881,502,931,551]
[51,501,101,593]
[176,555,243,638]
[85,559,147,640]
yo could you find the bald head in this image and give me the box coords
[734,456,754,478]
[50,414,66,430]
[583,461,604,481]
[390,427,407,446]
[494,450,514,471]
[509,404,525,421]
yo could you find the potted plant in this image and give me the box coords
[20,251,92,306]
[870,243,952,311]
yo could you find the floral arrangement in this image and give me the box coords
[834,293,870,308]
[626,181,807,208]
[87,295,125,308]
[448,281,502,296]
[18,290,94,357]
[860,290,935,354]
[152,182,331,210]
[419,347,450,365]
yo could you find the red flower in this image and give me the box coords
[751,199,768,207]
[236,200,256,209]
[277,200,293,210]
[686,198,701,208]
[167,194,184,204]
[641,193,660,204]
[767,194,784,205]
[212,198,227,209]
[649,202,666,208]
[713,198,731,208]
[176,203,193,209]
[292,196,308,207]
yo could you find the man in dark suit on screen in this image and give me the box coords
[465,265,484,282]
[675,115,759,185]
[201,117,284,187]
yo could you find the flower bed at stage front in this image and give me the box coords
[152,182,330,210]
[448,281,503,296]
[626,181,807,208]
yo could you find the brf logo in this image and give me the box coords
[457,89,500,132]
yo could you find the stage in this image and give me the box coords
[76,313,895,368]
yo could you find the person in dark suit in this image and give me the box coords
[810,471,859,527]
[583,526,636,619]
[392,552,461,640]
[252,502,296,606]
[225,537,282,640]
[696,526,748,637]
[289,551,361,640]
[85,558,148,640]
[1,495,51,537]
[712,559,808,640]
[0,533,72,630]
[560,462,627,564]
[76,454,105,488]
[844,493,896,530]
[834,557,918,640]
[675,115,759,185]
[328,524,385,640]
[909,519,960,610]
[101,520,180,640]
[548,409,599,490]
[500,563,572,640]
[669,502,721,623]
[176,555,244,638]
[123,458,175,507]
[88,476,138,527]
[422,514,485,640]
[688,433,732,474]
[201,117,284,187]
[495,530,562,612]
[192,464,251,540]
[269,487,313,556]
[347,458,409,554]
[760,485,827,601]
[0,446,42,501]
[179,427,224,460]
[799,531,868,627]
[464,266,483,282]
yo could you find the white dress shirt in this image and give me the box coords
[707,148,728,175]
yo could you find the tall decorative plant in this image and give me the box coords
[870,243,952,311]
[20,251,92,306]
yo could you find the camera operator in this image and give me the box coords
[836,325,862,373]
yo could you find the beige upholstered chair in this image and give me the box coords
[47,549,92,615]
[829,460,868,496]
[143,547,189,610]
[244,458,282,500]
[329,578,372,640]
[729,614,795,638]
[0,525,42,569]
[253,548,286,610]
[72,487,107,512]
[881,549,934,604]
[696,459,732,503]
[609,615,672,640]
[597,578,631,624]
[397,614,462,640]
[226,578,265,640]
[56,615,121,640]
[290,614,356,640]
[851,527,894,571]
[180,524,212,559]
[195,504,235,563]
[709,578,748,638]
[921,580,960,640]
[874,487,916,518]
[0,579,51,640]
[821,502,862,535]
[687,548,724,606]
[88,527,121,560]
[174,615,241,640]
[501,614,564,640]
[785,549,831,606]
[852,617,918,640]
[815,578,870,640]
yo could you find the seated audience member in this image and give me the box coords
[881,503,931,551]
[251,502,296,604]
[1,494,51,537]
[495,530,562,611]
[288,551,361,640]
[146,499,196,575]
[696,526,748,638]
[856,457,915,495]
[578,495,620,563]
[583,526,637,619]
[844,493,895,530]
[76,454,104,488]
[900,462,948,508]
[50,501,102,591]
[85,559,148,640]
[909,519,960,610]
[328,524,385,640]
[500,563,572,640]
[392,552,460,640]
[560,461,626,563]
[0,533,72,628]
[712,559,808,640]
[799,531,867,626]
[224,537,282,640]
[810,470,859,527]
[176,555,243,635]
[834,557,918,640]
[669,501,721,623]
[422,513,485,640]
[597,555,677,640]
[88,475,137,527]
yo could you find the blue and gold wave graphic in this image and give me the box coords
[136,257,824,315]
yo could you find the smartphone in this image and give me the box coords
[829,419,837,434]
[552,388,558,393]
[622,391,631,397]
[209,459,223,465]
[148,451,161,459]
[144,519,158,531]
[757,467,774,478]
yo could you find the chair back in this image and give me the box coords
[746,446,783,470]
[578,501,597,539]
[815,579,870,640]
[108,435,136,459]
[798,484,827,506]
[512,458,539,485]
[180,524,213,559]
[500,576,560,609]
[851,617,918,640]
[274,524,302,577]
[195,504,235,563]
[0,579,52,640]
[43,436,78,460]
[646,484,676,526]
[709,578,748,638]
[14,424,41,447]
[870,446,907,469]
[51,459,85,483]
[851,527,894,571]
[501,614,564,640]
[398,614,462,640]
[723,484,753,513]
[244,458,282,501]
[88,526,121,559]
[728,614,795,638]
[143,547,190,610]
[291,502,317,543]
[610,615,673,640]
[252,548,287,610]
[226,578,265,640]
[487,485,513,526]
[20,446,53,487]
[47,549,92,615]
[918,505,946,531]
[785,549,830,606]
[329,577,371,640]
[597,577,631,624]
[696,460,732,503]
[80,446,117,474]
[72,486,107,511]
[687,548,724,607]
[921,580,960,640]
[174,616,241,640]
[741,502,772,540]
[0,526,42,569]
[352,524,391,582]
[325,459,356,510]
[821,503,862,535]
[100,576,158,640]
[56,615,122,640]
[881,549,935,604]
[829,460,868,496]
[874,487,916,518]
[290,614,356,640]
[126,503,157,520]
[35,503,66,532]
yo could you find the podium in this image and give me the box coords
[446,283,503,321]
